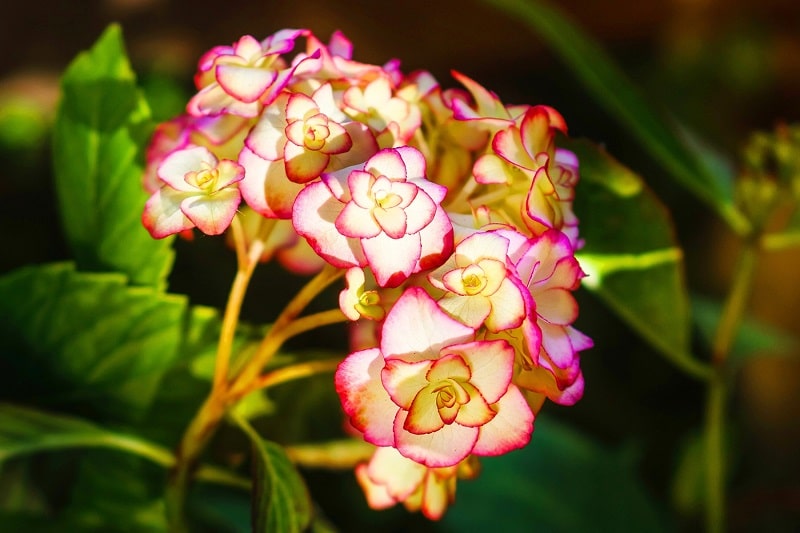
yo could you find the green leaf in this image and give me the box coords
[443,416,669,532]
[480,0,749,234]
[142,305,267,446]
[232,414,312,533]
[568,139,709,379]
[671,431,706,517]
[0,460,47,515]
[0,513,88,532]
[64,452,168,532]
[0,402,172,465]
[188,485,251,533]
[0,402,249,493]
[53,23,174,288]
[0,262,186,422]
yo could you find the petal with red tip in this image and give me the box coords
[362,232,419,287]
[394,409,478,468]
[381,288,473,361]
[471,385,533,456]
[334,348,396,446]
[216,64,277,103]
[180,188,241,235]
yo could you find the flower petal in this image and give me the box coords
[405,384,446,434]
[438,294,491,329]
[180,188,241,235]
[366,447,426,501]
[293,180,365,267]
[158,146,216,191]
[142,187,194,238]
[381,358,433,409]
[336,202,382,239]
[365,148,407,179]
[361,232,419,287]
[215,64,277,103]
[484,278,527,332]
[335,348,396,446]
[373,206,407,238]
[449,340,515,404]
[453,382,496,428]
[239,147,301,219]
[394,410,478,467]
[471,385,533,456]
[284,141,330,183]
[381,288,474,362]
[245,94,289,160]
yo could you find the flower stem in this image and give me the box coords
[166,395,227,532]
[212,216,265,395]
[167,264,344,530]
[705,373,727,533]
[285,439,375,469]
[227,265,343,400]
[168,215,270,531]
[248,357,342,395]
[705,240,759,533]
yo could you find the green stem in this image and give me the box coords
[705,374,726,533]
[166,395,227,532]
[704,240,759,533]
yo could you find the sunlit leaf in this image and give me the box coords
[0,263,185,422]
[481,0,748,234]
[0,402,249,497]
[444,415,668,532]
[0,402,170,464]
[53,23,174,288]
[567,139,708,379]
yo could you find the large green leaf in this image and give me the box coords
[480,0,748,234]
[443,415,668,532]
[53,24,174,288]
[0,402,170,464]
[64,452,168,532]
[0,262,185,422]
[0,402,249,492]
[232,415,312,533]
[568,139,708,379]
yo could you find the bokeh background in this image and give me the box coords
[1,0,799,530]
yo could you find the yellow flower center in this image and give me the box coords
[373,188,402,210]
[461,264,488,295]
[185,163,219,192]
[302,121,329,150]
[432,379,468,411]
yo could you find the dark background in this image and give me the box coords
[1,0,799,530]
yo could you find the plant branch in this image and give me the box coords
[705,239,759,533]
[248,357,342,396]
[212,215,270,396]
[285,439,375,469]
[227,265,343,399]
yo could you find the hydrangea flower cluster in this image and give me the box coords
[142,29,591,519]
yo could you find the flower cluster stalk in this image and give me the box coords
[166,227,344,530]
[705,240,759,533]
